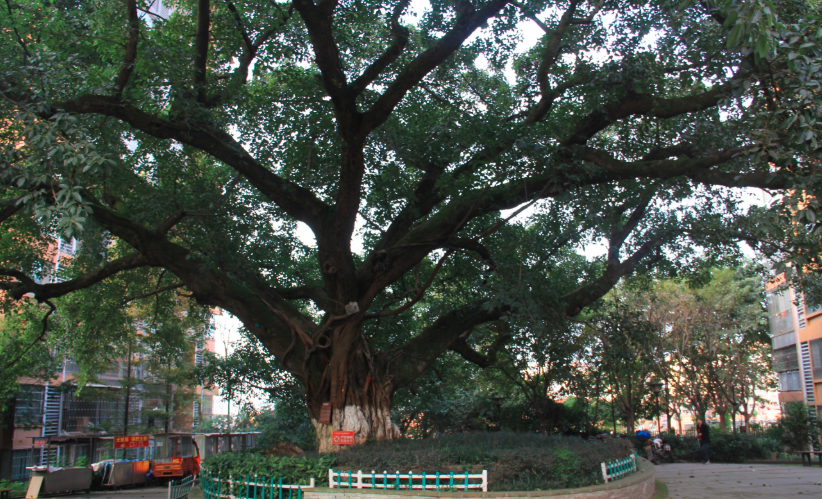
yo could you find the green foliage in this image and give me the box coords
[201,452,336,485]
[768,402,820,452]
[324,432,633,491]
[3,0,822,451]
[0,479,28,498]
[255,405,316,452]
[662,432,779,463]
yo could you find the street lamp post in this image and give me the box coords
[648,381,663,435]
[492,396,505,432]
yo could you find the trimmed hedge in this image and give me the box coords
[321,432,633,491]
[661,432,779,463]
[201,452,335,485]
[203,433,633,491]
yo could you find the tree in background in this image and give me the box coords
[592,295,657,433]
[4,0,822,450]
[643,267,771,430]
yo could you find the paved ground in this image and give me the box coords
[655,462,822,498]
[49,486,169,499]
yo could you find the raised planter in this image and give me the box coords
[303,458,655,499]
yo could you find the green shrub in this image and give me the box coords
[321,432,633,491]
[767,402,820,452]
[201,451,335,485]
[662,432,779,463]
[0,479,28,498]
[202,433,634,491]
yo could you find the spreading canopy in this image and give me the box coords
[2,0,821,448]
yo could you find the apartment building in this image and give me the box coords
[0,238,219,481]
[766,274,822,421]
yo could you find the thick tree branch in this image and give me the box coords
[0,253,149,302]
[0,199,24,225]
[389,302,503,388]
[449,327,510,368]
[194,0,211,102]
[349,0,411,97]
[292,0,353,129]
[563,82,738,146]
[563,234,669,315]
[25,94,331,232]
[577,145,784,189]
[608,195,653,261]
[535,0,579,95]
[360,0,510,135]
[114,0,140,95]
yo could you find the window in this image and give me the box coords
[773,331,797,350]
[767,291,795,337]
[14,385,44,424]
[773,346,800,372]
[779,370,802,391]
[811,339,822,380]
[11,449,31,481]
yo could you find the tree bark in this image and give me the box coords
[716,408,727,432]
[306,321,400,452]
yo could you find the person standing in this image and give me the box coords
[696,418,711,464]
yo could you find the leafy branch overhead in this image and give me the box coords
[1,0,821,446]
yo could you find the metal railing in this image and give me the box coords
[169,475,196,499]
[328,469,488,492]
[601,454,637,483]
[201,472,314,499]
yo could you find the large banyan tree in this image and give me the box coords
[1,0,821,450]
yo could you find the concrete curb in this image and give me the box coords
[304,458,656,499]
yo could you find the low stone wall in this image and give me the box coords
[304,458,655,499]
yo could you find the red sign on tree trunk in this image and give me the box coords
[332,431,354,445]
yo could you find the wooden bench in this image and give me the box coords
[0,488,12,499]
[797,450,822,466]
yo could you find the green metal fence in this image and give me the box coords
[168,475,196,499]
[200,472,315,499]
[600,454,637,483]
[328,469,488,492]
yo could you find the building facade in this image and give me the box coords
[766,274,822,422]
[1,238,219,481]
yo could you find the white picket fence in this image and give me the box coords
[328,469,488,492]
[600,454,637,483]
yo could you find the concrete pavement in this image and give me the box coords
[48,486,169,499]
[654,462,822,498]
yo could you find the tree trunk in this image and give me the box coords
[625,412,635,433]
[716,409,727,432]
[307,322,400,452]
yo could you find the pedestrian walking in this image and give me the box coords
[696,418,710,464]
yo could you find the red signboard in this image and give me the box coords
[114,435,150,449]
[332,431,355,445]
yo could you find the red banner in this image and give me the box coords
[332,431,355,445]
[114,435,150,449]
